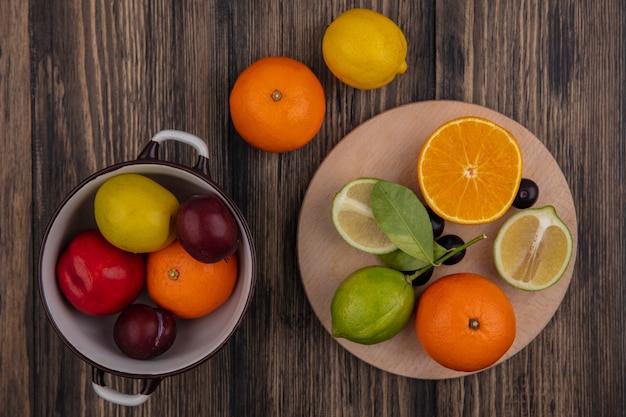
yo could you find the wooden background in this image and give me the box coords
[1,0,624,415]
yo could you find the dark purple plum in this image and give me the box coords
[114,304,177,360]
[175,194,240,263]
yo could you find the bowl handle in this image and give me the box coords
[91,367,162,407]
[137,129,211,179]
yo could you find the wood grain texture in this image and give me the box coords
[0,1,33,416]
[0,0,623,415]
[435,0,626,415]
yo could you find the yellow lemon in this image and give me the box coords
[322,8,408,90]
[94,174,179,253]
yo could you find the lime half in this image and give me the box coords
[331,178,396,254]
[494,205,573,291]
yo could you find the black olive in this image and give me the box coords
[436,234,466,265]
[426,206,445,238]
[408,266,434,287]
[513,178,539,209]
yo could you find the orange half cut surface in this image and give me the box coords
[417,116,523,225]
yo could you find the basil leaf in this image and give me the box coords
[370,181,434,264]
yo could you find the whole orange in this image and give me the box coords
[146,240,238,319]
[414,273,516,372]
[229,56,326,153]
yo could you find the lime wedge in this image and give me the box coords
[331,178,397,255]
[494,205,573,291]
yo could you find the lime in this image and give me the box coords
[331,266,415,345]
[493,205,573,291]
[322,8,408,90]
[331,178,396,255]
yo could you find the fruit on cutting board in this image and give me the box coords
[331,266,415,345]
[331,177,397,254]
[114,304,177,360]
[322,8,408,90]
[494,205,573,291]
[513,178,540,209]
[417,116,523,225]
[229,56,326,153]
[332,178,485,284]
[94,173,180,253]
[56,229,145,316]
[435,234,466,265]
[176,194,240,263]
[414,273,516,372]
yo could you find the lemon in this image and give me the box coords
[322,8,408,90]
[331,266,416,345]
[494,206,573,291]
[94,174,180,253]
[331,178,396,255]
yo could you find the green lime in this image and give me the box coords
[330,265,415,345]
[331,178,396,255]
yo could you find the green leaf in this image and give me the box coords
[370,181,434,264]
[433,241,447,260]
[378,249,431,272]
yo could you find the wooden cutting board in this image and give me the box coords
[297,100,577,379]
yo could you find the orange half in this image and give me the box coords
[417,116,523,225]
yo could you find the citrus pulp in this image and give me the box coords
[417,116,523,225]
[494,205,573,291]
[331,178,396,254]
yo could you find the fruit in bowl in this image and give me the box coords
[176,194,240,263]
[114,303,177,360]
[146,240,238,319]
[94,173,180,253]
[56,229,145,316]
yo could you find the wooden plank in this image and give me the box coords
[434,0,626,415]
[30,1,101,415]
[0,0,33,416]
[29,0,438,415]
[22,0,625,415]
[221,2,437,417]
